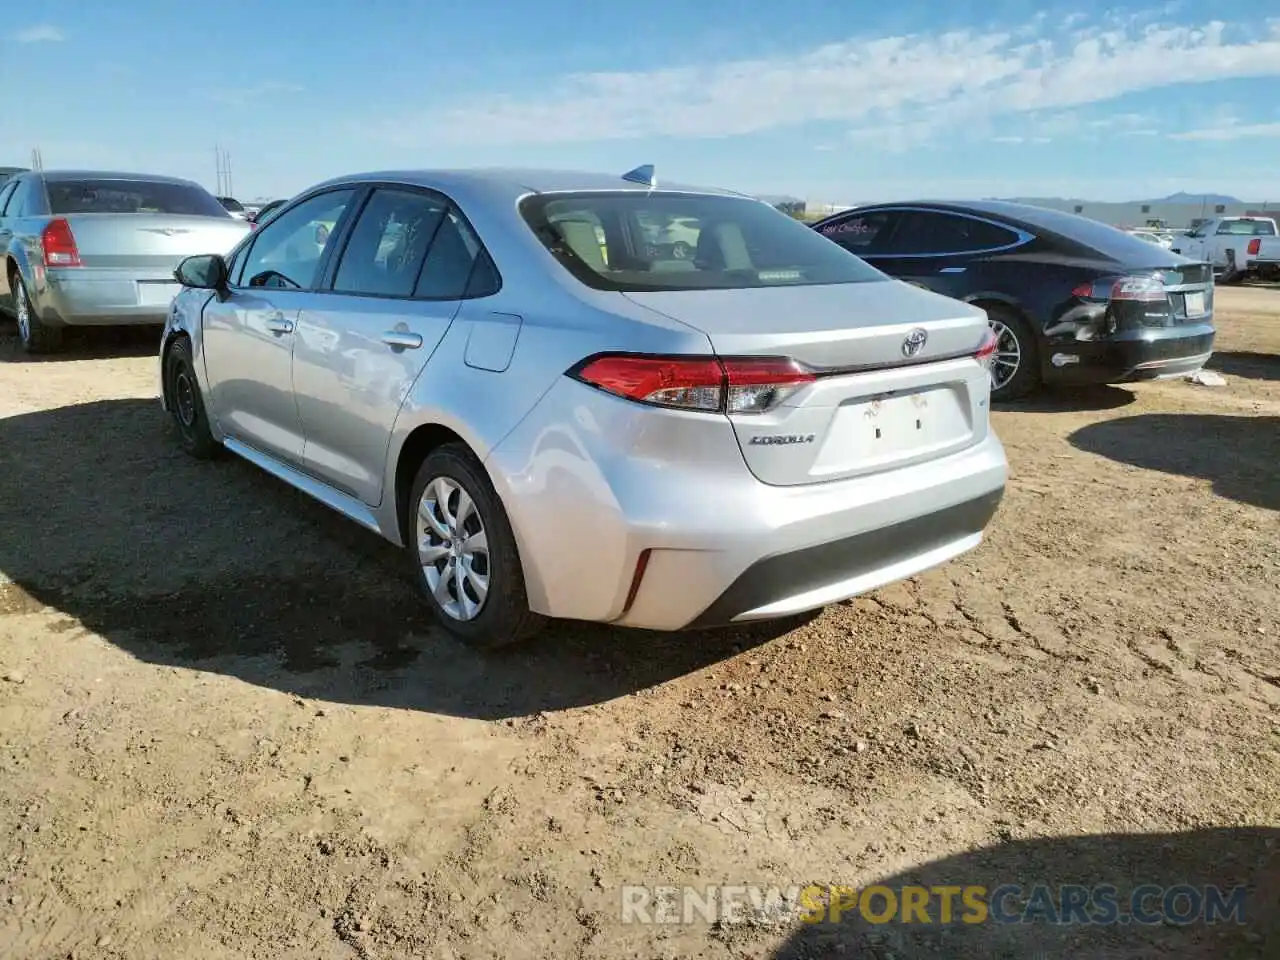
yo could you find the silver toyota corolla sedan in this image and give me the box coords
[160,166,1008,648]
[0,170,249,353]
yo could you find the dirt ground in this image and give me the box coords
[1,288,1277,960]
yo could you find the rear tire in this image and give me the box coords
[10,270,63,355]
[406,443,545,650]
[982,304,1040,402]
[164,337,219,459]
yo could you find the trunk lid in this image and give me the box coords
[624,279,994,486]
[60,214,250,271]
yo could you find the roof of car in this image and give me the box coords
[840,199,1191,264]
[309,168,750,200]
[35,170,199,185]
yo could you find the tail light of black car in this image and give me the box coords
[1071,274,1183,331]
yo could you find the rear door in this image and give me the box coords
[201,188,357,465]
[867,209,1028,298]
[292,186,493,505]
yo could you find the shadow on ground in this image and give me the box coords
[772,826,1278,959]
[1208,351,1280,383]
[997,384,1136,415]
[0,320,163,362]
[1069,413,1279,511]
[0,399,805,719]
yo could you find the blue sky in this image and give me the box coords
[3,1,1280,203]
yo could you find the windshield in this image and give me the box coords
[521,191,885,292]
[46,179,230,217]
[219,197,246,213]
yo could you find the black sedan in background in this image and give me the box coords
[811,201,1215,400]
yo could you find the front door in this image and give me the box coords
[292,186,496,505]
[201,188,356,465]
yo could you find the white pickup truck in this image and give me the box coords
[1169,215,1280,283]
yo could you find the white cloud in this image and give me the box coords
[13,24,63,43]
[369,14,1280,147]
[1169,121,1280,140]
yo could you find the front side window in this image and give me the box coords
[237,189,355,290]
[45,179,229,217]
[333,188,447,298]
[816,211,896,254]
[522,191,885,292]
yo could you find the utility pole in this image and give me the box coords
[214,145,234,196]
[31,146,43,171]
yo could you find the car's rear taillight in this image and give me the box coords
[1247,238,1261,256]
[1109,275,1167,302]
[975,328,998,373]
[569,354,816,414]
[41,218,82,267]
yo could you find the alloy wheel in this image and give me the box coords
[987,318,1021,392]
[416,476,490,622]
[14,277,30,345]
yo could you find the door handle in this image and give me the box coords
[265,314,294,335]
[381,330,423,350]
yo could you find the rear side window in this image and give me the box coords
[6,179,37,217]
[414,208,492,300]
[522,191,885,292]
[1216,219,1277,236]
[0,182,16,216]
[885,212,1022,256]
[334,188,448,298]
[45,179,229,217]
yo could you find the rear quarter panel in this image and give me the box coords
[4,218,52,314]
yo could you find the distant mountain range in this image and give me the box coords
[1147,191,1242,205]
[1004,191,1245,206]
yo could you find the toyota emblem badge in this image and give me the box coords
[902,328,928,358]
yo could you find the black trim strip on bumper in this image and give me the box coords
[685,489,1005,630]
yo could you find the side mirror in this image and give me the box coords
[174,254,228,289]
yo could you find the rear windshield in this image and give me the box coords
[520,191,885,291]
[218,197,246,213]
[46,179,230,217]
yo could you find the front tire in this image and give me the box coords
[10,270,63,355]
[983,305,1040,402]
[407,444,545,649]
[164,337,219,459]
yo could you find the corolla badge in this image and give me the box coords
[902,328,928,358]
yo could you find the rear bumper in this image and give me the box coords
[686,488,1003,629]
[32,268,178,327]
[1043,323,1215,386]
[487,377,1008,632]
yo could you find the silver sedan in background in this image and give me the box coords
[161,167,1007,649]
[0,170,249,353]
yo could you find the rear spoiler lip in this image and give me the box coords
[799,347,980,378]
